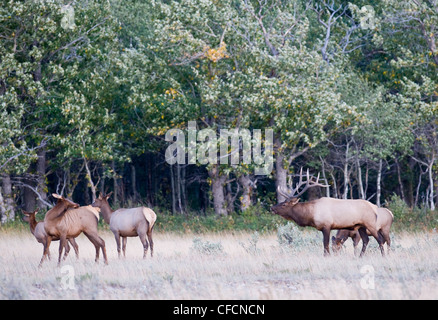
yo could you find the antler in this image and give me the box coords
[277,168,329,200]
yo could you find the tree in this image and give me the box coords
[0,1,127,220]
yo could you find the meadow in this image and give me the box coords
[1,226,437,300]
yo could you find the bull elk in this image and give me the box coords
[271,168,385,257]
[332,207,394,255]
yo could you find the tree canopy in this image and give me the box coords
[0,0,437,224]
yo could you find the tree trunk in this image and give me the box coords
[342,143,350,200]
[112,161,118,205]
[84,158,97,203]
[170,163,176,214]
[415,166,423,208]
[428,161,435,211]
[356,156,365,200]
[275,151,288,203]
[0,187,6,224]
[1,174,15,223]
[22,176,37,212]
[343,162,349,199]
[36,148,48,210]
[226,181,235,214]
[376,159,383,207]
[319,156,331,198]
[176,164,184,213]
[209,165,227,215]
[239,175,253,212]
[395,157,405,202]
[181,164,187,211]
[329,171,338,199]
[131,164,139,203]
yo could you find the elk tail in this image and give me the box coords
[142,207,157,232]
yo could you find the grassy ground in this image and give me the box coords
[1,227,437,300]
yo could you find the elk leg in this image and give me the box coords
[39,237,49,267]
[122,237,127,258]
[367,228,385,256]
[382,231,391,253]
[42,237,52,261]
[138,230,149,259]
[39,236,52,267]
[102,242,108,265]
[147,228,154,258]
[62,240,71,261]
[113,231,122,258]
[322,227,331,256]
[69,238,79,259]
[58,235,67,266]
[84,232,108,265]
[358,227,369,257]
[376,231,385,256]
[352,233,361,257]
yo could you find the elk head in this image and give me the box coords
[331,234,348,253]
[52,193,80,209]
[91,191,113,208]
[271,168,328,216]
[22,208,39,223]
[271,197,300,217]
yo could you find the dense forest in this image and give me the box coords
[0,0,437,225]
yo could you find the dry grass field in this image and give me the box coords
[0,228,437,300]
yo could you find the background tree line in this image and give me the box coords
[0,0,437,224]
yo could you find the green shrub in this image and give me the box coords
[239,231,260,255]
[386,193,411,221]
[154,205,282,234]
[191,237,224,255]
[386,194,438,231]
[277,222,305,248]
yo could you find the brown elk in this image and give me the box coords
[332,207,394,255]
[42,194,108,267]
[271,168,385,257]
[22,208,79,261]
[91,192,157,258]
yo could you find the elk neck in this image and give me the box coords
[99,201,114,224]
[27,215,38,235]
[45,200,71,222]
[287,202,316,228]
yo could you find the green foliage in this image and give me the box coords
[239,231,260,255]
[2,0,438,229]
[387,194,438,231]
[191,237,224,255]
[155,207,282,233]
[277,222,298,248]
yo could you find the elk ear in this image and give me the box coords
[52,193,62,200]
[105,191,113,200]
[34,208,39,214]
[21,209,29,216]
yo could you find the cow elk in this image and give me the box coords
[332,207,394,255]
[22,208,79,261]
[271,168,385,257]
[42,194,108,267]
[92,192,157,258]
